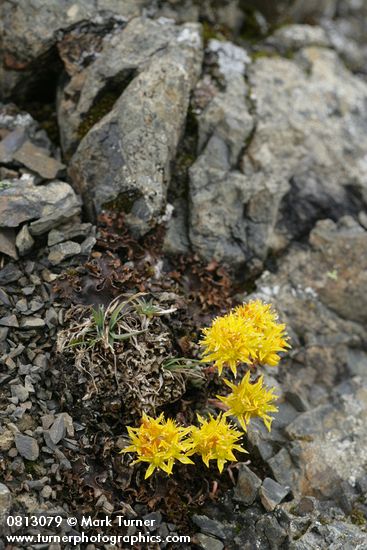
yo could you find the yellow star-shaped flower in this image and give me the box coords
[218,371,279,431]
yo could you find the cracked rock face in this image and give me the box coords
[57,17,178,156]
[188,40,255,268]
[187,37,367,268]
[68,18,203,235]
[246,217,367,508]
[282,383,367,501]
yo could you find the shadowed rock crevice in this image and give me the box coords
[1,46,63,146]
[163,107,199,256]
[277,176,367,244]
[1,17,126,103]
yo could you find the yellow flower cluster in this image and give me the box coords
[200,312,259,376]
[121,300,289,478]
[187,413,247,472]
[218,371,279,431]
[122,413,246,478]
[121,413,193,479]
[201,299,290,375]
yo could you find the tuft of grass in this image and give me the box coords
[134,296,177,319]
[163,357,206,387]
[57,293,194,413]
[64,295,148,351]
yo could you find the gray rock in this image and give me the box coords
[15,434,39,461]
[16,224,34,256]
[48,241,82,265]
[259,478,290,511]
[240,217,367,506]
[0,314,18,327]
[246,417,286,462]
[288,518,367,549]
[0,128,27,163]
[0,483,12,517]
[268,449,296,488]
[188,40,255,266]
[0,288,11,306]
[193,533,224,550]
[26,478,48,491]
[69,18,202,235]
[205,39,251,83]
[0,228,18,259]
[29,208,81,236]
[234,464,262,505]
[29,299,43,313]
[255,515,288,549]
[285,384,367,501]
[284,405,334,441]
[265,24,330,52]
[40,485,53,499]
[190,168,257,267]
[233,506,266,547]
[0,175,81,229]
[0,104,53,152]
[80,235,96,256]
[20,316,46,329]
[58,17,184,155]
[43,430,57,451]
[12,141,65,180]
[45,307,58,328]
[306,219,367,324]
[49,413,74,445]
[47,223,93,246]
[22,285,35,296]
[192,515,226,540]
[11,384,29,403]
[284,392,309,413]
[0,263,22,284]
[0,113,64,180]
[162,200,190,256]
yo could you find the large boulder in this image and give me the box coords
[57,17,191,156]
[68,18,202,235]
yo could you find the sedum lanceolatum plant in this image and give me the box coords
[201,299,290,375]
[218,371,279,431]
[121,299,290,478]
[121,413,193,479]
[186,413,247,472]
